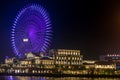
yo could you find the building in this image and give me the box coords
[99,54,120,69]
[19,59,32,66]
[25,52,36,59]
[95,61,116,69]
[49,49,83,71]
[5,57,16,65]
[40,56,54,69]
[2,49,120,75]
[83,60,96,69]
[50,49,83,65]
[32,56,54,74]
[99,54,120,63]
[3,52,55,74]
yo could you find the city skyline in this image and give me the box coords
[1,0,120,61]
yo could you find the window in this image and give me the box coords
[65,57,66,59]
[68,57,70,60]
[72,57,74,60]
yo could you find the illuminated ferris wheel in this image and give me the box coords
[11,4,52,57]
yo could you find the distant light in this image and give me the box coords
[23,38,29,42]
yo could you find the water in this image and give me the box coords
[0,76,120,80]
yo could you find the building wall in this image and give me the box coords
[99,54,120,62]
[5,58,15,64]
[95,64,116,69]
[50,49,83,66]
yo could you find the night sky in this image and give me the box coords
[0,0,120,61]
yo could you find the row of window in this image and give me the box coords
[58,52,80,55]
[35,61,53,65]
[32,70,52,74]
[56,61,82,65]
[95,65,115,69]
[56,57,82,60]
[5,69,53,74]
[20,61,31,65]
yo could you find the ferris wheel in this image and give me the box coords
[11,4,52,57]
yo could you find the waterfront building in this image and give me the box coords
[32,56,54,74]
[99,54,120,62]
[20,59,32,66]
[83,60,96,69]
[49,49,83,72]
[5,57,17,65]
[2,52,55,74]
[50,49,83,65]
[1,49,120,75]
[99,54,120,69]
[40,56,54,69]
[25,52,36,59]
[95,61,116,69]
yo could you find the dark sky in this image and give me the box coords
[0,0,120,61]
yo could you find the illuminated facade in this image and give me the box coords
[99,54,120,62]
[48,49,84,72]
[1,50,120,75]
[95,61,116,69]
[40,57,54,69]
[3,53,54,74]
[50,49,83,65]
[5,57,16,64]
[83,60,96,69]
[99,54,120,69]
[20,60,32,66]
[25,52,35,59]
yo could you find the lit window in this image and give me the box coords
[68,57,70,60]
[72,57,74,60]
[76,53,77,55]
[59,57,61,60]
[65,57,66,59]
[75,57,76,60]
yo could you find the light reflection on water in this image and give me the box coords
[0,76,120,80]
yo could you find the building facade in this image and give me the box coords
[49,49,83,72]
[99,54,120,62]
[50,49,83,65]
[99,54,120,69]
[95,61,116,69]
[83,60,96,69]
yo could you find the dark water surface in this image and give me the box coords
[0,76,120,80]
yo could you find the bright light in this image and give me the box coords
[23,38,29,42]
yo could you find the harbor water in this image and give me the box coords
[0,76,120,80]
